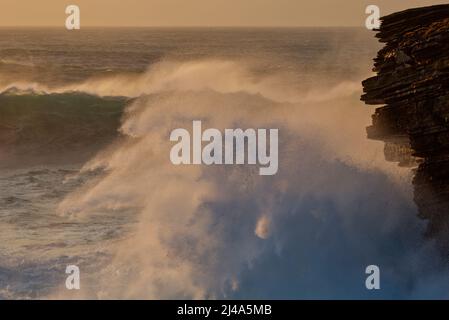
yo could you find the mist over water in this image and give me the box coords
[1,28,447,299]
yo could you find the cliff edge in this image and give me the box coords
[361,5,449,253]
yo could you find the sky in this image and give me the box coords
[0,0,447,27]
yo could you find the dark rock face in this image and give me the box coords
[361,5,449,253]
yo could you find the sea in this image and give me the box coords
[0,28,446,299]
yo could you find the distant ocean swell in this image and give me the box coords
[0,93,125,168]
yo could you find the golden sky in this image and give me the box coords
[0,0,447,27]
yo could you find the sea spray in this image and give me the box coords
[51,58,410,298]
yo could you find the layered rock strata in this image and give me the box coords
[362,5,449,253]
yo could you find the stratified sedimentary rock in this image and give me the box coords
[361,4,449,253]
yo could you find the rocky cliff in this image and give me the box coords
[361,4,449,253]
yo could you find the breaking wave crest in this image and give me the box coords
[0,60,362,103]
